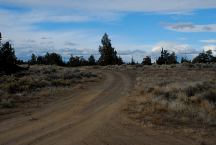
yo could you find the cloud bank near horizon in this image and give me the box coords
[1,0,216,62]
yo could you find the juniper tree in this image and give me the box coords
[130,57,135,65]
[88,55,96,65]
[192,50,215,63]
[44,52,64,66]
[0,41,18,72]
[98,33,119,65]
[68,55,80,67]
[142,56,152,65]
[117,55,123,65]
[156,48,177,65]
[30,53,37,65]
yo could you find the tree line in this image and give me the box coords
[0,32,216,73]
[29,53,97,67]
[28,33,122,66]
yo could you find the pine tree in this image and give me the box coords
[0,41,18,72]
[142,56,152,65]
[130,57,135,65]
[156,48,177,65]
[156,48,165,65]
[44,52,64,66]
[68,55,80,67]
[30,53,37,65]
[88,55,96,65]
[117,56,123,65]
[167,52,177,64]
[192,50,215,63]
[79,56,88,66]
[37,56,45,64]
[98,33,119,65]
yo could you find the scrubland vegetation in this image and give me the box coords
[1,32,216,135]
[124,64,216,133]
[0,65,99,118]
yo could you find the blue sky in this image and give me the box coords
[0,0,216,62]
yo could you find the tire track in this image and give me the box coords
[0,70,134,145]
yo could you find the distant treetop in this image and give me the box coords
[98,33,123,65]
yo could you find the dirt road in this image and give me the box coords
[0,71,204,145]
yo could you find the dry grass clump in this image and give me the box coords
[150,81,216,125]
[125,65,216,129]
[0,65,99,109]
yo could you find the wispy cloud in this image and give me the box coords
[2,0,216,13]
[163,23,216,32]
[151,41,199,54]
[1,0,216,62]
[200,39,216,44]
[64,41,77,47]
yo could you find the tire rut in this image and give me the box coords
[0,71,134,145]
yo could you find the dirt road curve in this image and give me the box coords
[0,71,200,145]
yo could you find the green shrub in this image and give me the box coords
[0,99,15,108]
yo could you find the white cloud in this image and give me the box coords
[151,41,197,54]
[150,41,203,61]
[64,41,77,47]
[1,0,216,62]
[2,0,216,13]
[163,23,216,32]
[200,39,216,44]
[1,0,216,30]
[0,28,102,59]
[203,45,216,55]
